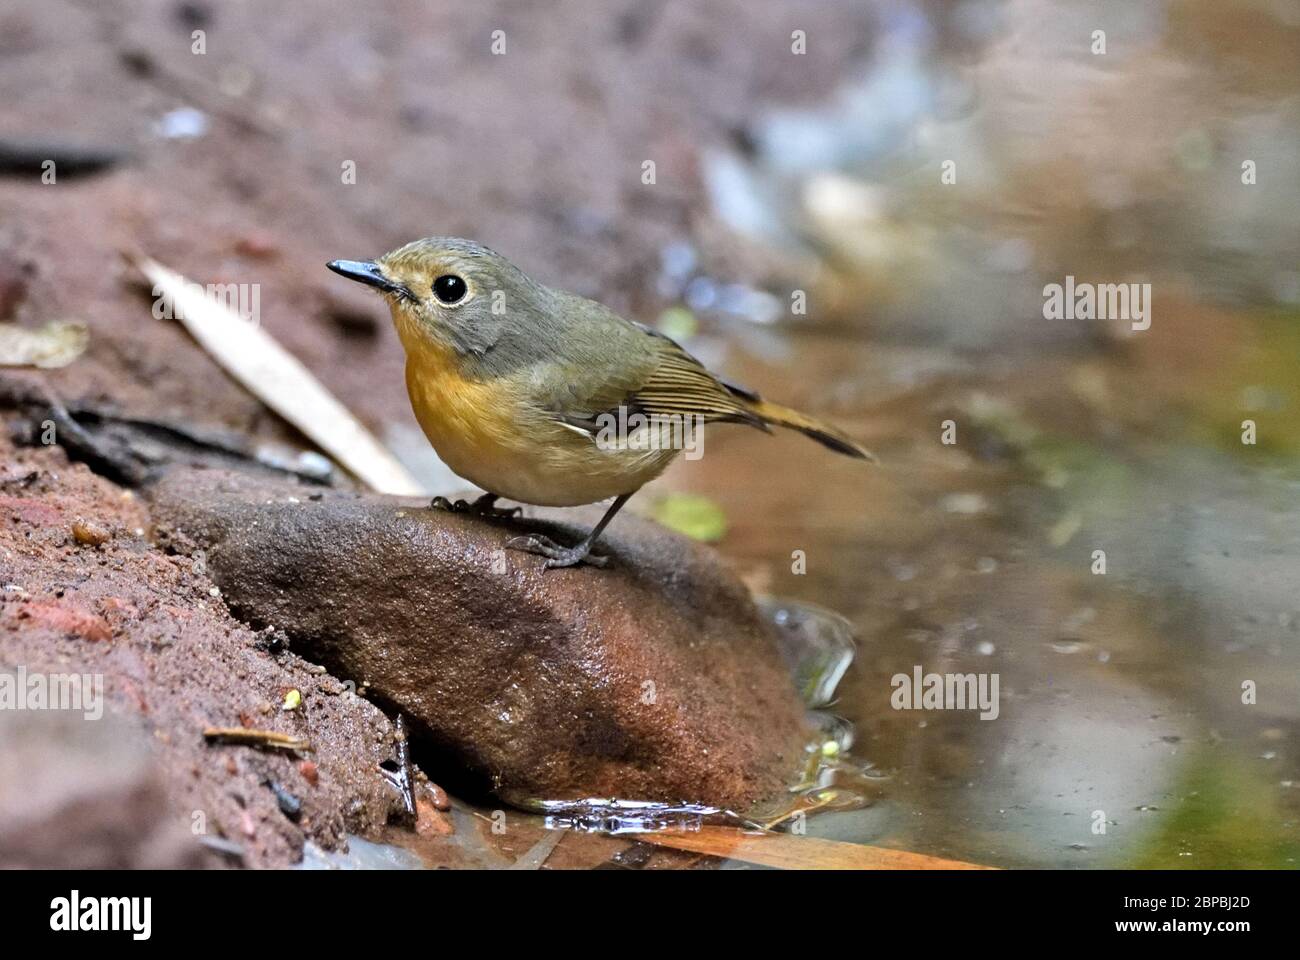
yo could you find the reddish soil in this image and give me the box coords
[0,435,399,867]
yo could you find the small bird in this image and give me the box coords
[328,238,873,568]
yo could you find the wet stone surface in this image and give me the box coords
[151,468,813,812]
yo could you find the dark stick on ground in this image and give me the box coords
[381,713,419,826]
[0,375,148,486]
[0,139,127,178]
[0,373,336,488]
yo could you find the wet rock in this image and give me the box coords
[152,469,812,811]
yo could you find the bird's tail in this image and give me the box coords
[746,398,878,462]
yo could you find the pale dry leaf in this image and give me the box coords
[0,320,89,369]
[133,254,424,496]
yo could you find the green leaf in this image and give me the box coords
[647,493,727,542]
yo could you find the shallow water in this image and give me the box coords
[647,0,1300,869]
[700,396,1299,867]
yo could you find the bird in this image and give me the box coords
[327,238,874,568]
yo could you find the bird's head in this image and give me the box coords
[328,237,548,361]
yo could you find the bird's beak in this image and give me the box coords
[326,259,412,300]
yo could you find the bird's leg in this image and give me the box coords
[430,492,523,519]
[506,494,632,569]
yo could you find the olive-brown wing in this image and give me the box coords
[537,312,764,433]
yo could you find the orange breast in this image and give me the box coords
[396,317,678,506]
[403,339,518,455]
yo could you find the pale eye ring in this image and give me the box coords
[432,274,468,305]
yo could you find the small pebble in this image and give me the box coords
[234,232,280,259]
[155,106,209,140]
[265,779,302,821]
[71,519,110,547]
[427,782,451,811]
[942,493,989,515]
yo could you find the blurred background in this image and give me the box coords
[2,0,1298,867]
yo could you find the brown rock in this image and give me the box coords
[151,469,811,812]
[426,781,451,811]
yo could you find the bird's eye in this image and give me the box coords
[432,274,468,304]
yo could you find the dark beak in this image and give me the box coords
[326,259,412,299]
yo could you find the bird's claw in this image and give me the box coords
[430,496,470,513]
[505,534,607,569]
[431,494,523,520]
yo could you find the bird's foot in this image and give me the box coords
[505,533,607,569]
[430,493,523,520]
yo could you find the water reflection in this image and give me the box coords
[660,0,1300,868]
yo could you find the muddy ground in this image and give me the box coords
[0,0,883,867]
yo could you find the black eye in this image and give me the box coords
[432,274,467,304]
